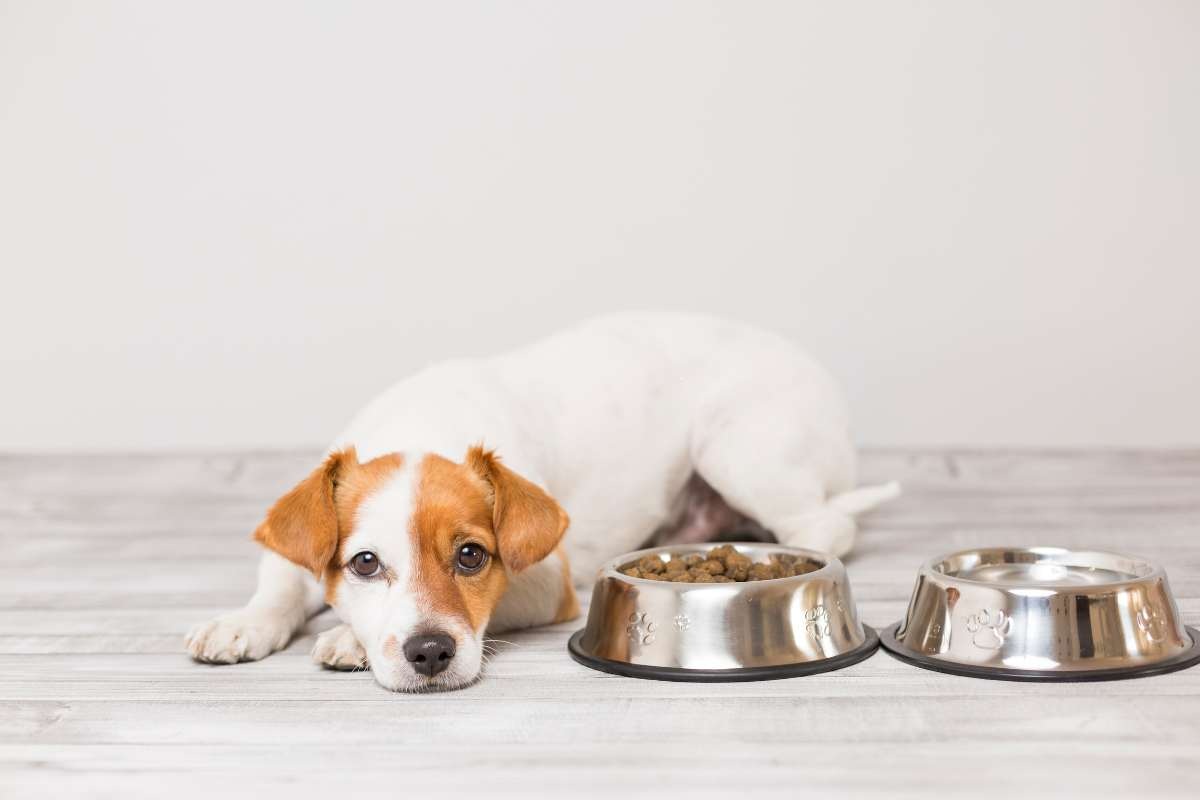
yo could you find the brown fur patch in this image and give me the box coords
[409,454,508,630]
[465,446,570,574]
[251,448,405,605]
[252,451,345,578]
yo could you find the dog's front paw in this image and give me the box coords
[312,624,368,671]
[186,609,294,664]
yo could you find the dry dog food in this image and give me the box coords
[620,545,818,583]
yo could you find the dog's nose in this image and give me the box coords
[402,633,456,677]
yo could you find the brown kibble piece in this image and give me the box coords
[747,563,777,581]
[787,561,817,577]
[723,553,752,581]
[637,556,665,574]
[707,545,738,562]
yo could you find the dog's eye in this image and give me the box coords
[349,551,381,578]
[455,544,488,574]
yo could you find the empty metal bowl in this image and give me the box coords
[568,543,878,682]
[880,547,1200,681]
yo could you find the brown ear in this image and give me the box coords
[252,448,355,577]
[466,446,569,574]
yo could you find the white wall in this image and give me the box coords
[2,1,1197,451]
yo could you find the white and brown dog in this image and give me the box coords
[186,313,897,691]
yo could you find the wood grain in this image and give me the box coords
[1,450,1198,798]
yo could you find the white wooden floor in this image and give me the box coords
[2,450,1198,799]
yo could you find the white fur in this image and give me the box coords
[186,551,324,664]
[489,551,571,633]
[187,312,897,689]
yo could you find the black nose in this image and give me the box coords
[402,633,456,677]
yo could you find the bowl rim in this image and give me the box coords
[598,541,839,588]
[918,545,1164,590]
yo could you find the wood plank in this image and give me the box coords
[0,449,1198,798]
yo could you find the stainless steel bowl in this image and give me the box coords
[880,547,1200,681]
[568,543,878,682]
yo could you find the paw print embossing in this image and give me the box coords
[626,611,657,645]
[965,609,1012,650]
[1136,607,1165,643]
[804,605,831,638]
[673,614,691,632]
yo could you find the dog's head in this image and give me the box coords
[253,445,569,691]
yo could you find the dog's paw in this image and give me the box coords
[312,624,368,671]
[186,609,294,664]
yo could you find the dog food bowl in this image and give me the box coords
[568,543,878,682]
[880,547,1200,681]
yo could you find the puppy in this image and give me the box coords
[187,312,897,691]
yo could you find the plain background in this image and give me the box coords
[1,1,1197,452]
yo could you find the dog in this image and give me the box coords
[186,312,897,691]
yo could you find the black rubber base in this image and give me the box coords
[567,625,880,683]
[879,622,1200,682]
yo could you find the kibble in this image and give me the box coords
[620,546,818,583]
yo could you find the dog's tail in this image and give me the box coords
[829,481,902,516]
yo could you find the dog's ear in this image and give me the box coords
[466,446,569,574]
[253,448,356,577]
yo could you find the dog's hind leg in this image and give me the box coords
[644,472,776,548]
[186,551,326,664]
[687,392,898,558]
